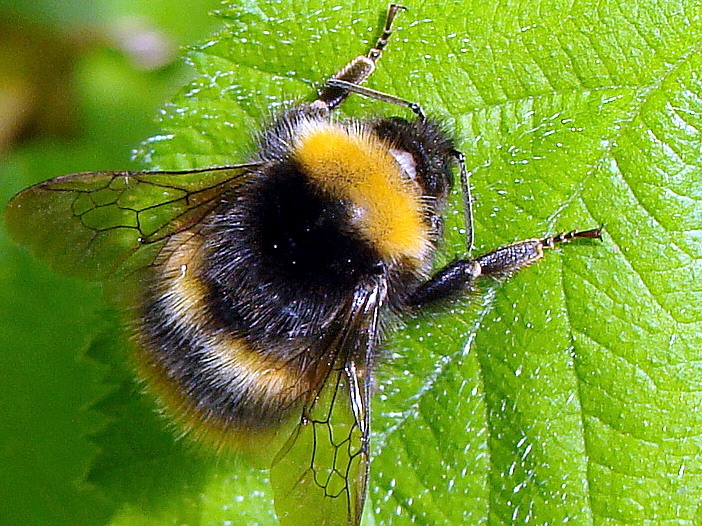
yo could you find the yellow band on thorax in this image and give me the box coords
[293,122,429,262]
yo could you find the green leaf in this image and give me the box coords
[3,0,701,525]
[139,0,702,523]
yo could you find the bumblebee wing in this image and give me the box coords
[4,164,259,281]
[271,278,387,526]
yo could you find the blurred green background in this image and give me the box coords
[0,1,223,524]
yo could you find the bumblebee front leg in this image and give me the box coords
[316,3,406,110]
[408,228,603,307]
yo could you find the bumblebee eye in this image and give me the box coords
[389,148,417,181]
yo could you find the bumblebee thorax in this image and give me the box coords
[291,120,432,265]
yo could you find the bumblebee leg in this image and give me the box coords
[408,228,603,307]
[317,4,406,110]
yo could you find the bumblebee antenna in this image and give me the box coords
[452,149,474,254]
[325,79,426,120]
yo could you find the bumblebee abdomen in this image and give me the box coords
[135,233,312,436]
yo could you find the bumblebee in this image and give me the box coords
[4,4,601,526]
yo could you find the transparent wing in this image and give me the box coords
[4,164,259,281]
[271,279,387,526]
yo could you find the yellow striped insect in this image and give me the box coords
[5,4,600,525]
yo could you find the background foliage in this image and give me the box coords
[1,0,700,524]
